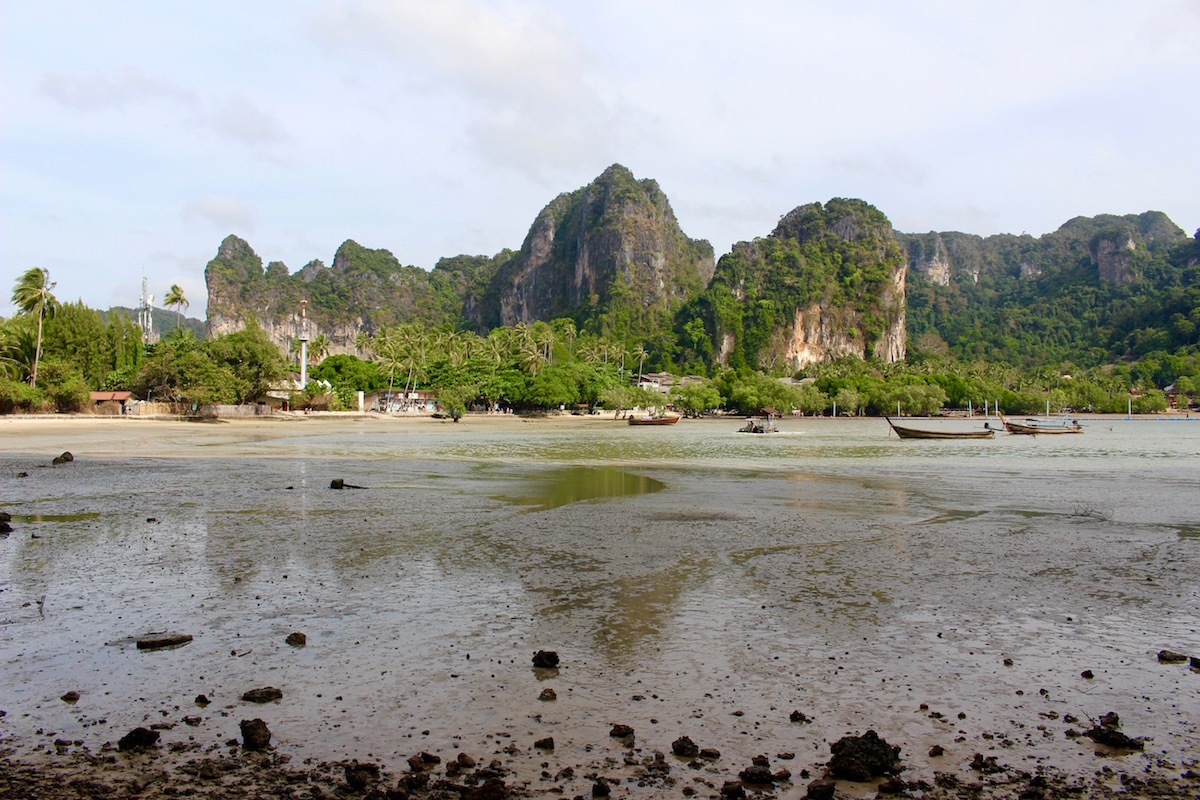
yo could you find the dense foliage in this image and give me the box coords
[904,215,1200,378]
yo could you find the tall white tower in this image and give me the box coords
[298,300,310,387]
[137,275,156,343]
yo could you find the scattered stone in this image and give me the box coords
[136,634,193,650]
[971,753,1005,774]
[1004,657,1014,666]
[672,736,699,758]
[1158,650,1188,663]
[240,718,271,750]
[1191,656,1200,669]
[532,650,559,668]
[285,632,307,647]
[60,691,80,704]
[699,747,721,760]
[1081,669,1094,679]
[773,768,792,782]
[241,686,283,703]
[329,478,366,489]
[591,778,611,797]
[51,452,74,465]
[344,761,380,789]
[1083,712,1144,750]
[739,764,774,784]
[789,710,811,723]
[878,777,907,794]
[720,781,747,799]
[195,694,210,706]
[929,744,945,757]
[805,778,837,799]
[0,512,11,534]
[117,727,159,751]
[828,729,902,781]
[183,716,201,726]
[534,736,554,750]
[538,688,556,701]
[419,752,441,765]
[609,723,634,742]
[456,752,476,768]
[472,777,509,800]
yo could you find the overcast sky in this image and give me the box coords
[3,1,1197,317]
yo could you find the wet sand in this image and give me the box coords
[1,415,1198,799]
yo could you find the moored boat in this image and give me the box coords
[885,416,994,440]
[628,414,681,426]
[998,414,1083,435]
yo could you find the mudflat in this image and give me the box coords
[1,415,1198,799]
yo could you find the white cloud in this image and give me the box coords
[182,195,255,232]
[202,96,292,150]
[39,67,197,111]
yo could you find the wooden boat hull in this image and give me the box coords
[885,416,994,439]
[999,415,1083,435]
[628,415,680,426]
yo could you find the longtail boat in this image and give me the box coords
[885,416,994,440]
[998,414,1083,435]
[628,414,681,426]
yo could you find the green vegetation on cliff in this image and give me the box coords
[675,199,906,373]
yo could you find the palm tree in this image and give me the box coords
[10,267,58,388]
[164,284,188,329]
[355,331,372,358]
[632,344,649,383]
[308,333,330,366]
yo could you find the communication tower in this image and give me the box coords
[137,275,156,343]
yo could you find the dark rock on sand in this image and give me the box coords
[195,694,210,706]
[0,512,11,534]
[52,452,74,465]
[929,744,945,757]
[60,691,80,703]
[591,778,611,797]
[1158,649,1188,663]
[971,753,1005,773]
[699,747,721,760]
[609,723,634,744]
[1083,711,1144,750]
[285,632,307,647]
[538,688,556,701]
[805,778,837,799]
[136,634,193,650]
[828,729,902,781]
[790,709,811,723]
[878,777,907,794]
[720,781,747,799]
[240,718,271,750]
[329,478,367,489]
[534,737,554,750]
[532,650,559,668]
[470,778,509,800]
[1081,669,1094,679]
[344,761,380,789]
[241,686,283,703]
[738,764,775,784]
[672,736,699,758]
[117,727,160,751]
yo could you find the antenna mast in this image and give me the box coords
[137,275,156,343]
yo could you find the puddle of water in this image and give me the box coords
[500,466,665,511]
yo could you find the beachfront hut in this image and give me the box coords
[90,391,133,415]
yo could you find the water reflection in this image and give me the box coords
[501,467,665,511]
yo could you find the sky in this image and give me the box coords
[3,1,1198,318]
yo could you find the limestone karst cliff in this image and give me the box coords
[473,164,715,335]
[684,198,907,371]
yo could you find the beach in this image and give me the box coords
[1,414,1198,799]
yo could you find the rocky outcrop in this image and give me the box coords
[1090,230,1139,284]
[481,164,714,330]
[703,198,907,370]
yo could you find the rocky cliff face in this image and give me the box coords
[699,199,907,371]
[479,164,714,332]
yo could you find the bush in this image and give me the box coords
[0,377,49,414]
